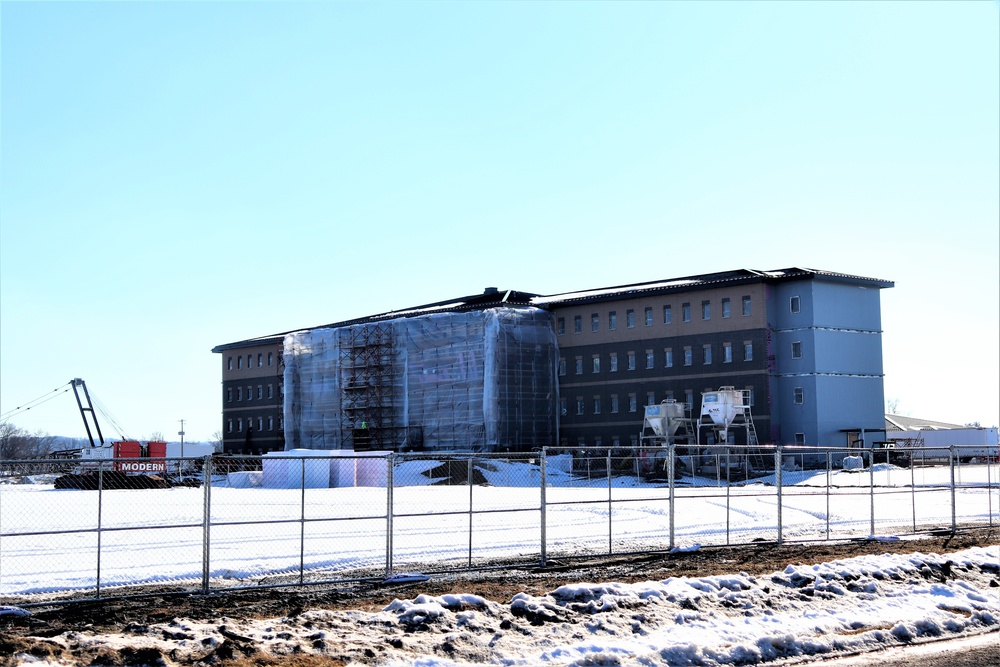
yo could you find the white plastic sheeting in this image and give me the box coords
[283,308,558,453]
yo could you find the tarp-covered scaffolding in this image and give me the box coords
[283,307,559,452]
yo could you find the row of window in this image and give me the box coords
[560,342,753,376]
[227,351,275,371]
[561,387,755,417]
[561,385,806,417]
[561,432,807,447]
[227,416,283,434]
[559,296,752,336]
[227,384,283,402]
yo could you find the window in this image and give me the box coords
[279,417,284,430]
[227,357,233,371]
[257,385,263,400]
[557,318,565,335]
[267,384,273,399]
[227,419,233,433]
[744,342,753,361]
[629,435,638,447]
[612,436,620,448]
[608,311,617,330]
[559,358,567,376]
[794,387,804,404]
[247,355,252,368]
[591,314,599,332]
[663,305,672,324]
[627,351,636,371]
[594,436,603,448]
[268,352,273,366]
[593,396,601,414]
[560,398,568,416]
[610,352,618,372]
[664,348,674,368]
[685,390,694,407]
[792,341,802,359]
[626,309,635,328]
[237,356,242,370]
[702,300,711,320]
[703,344,712,364]
[683,346,692,366]
[279,384,285,397]
[246,386,253,401]
[646,391,655,406]
[645,349,654,369]
[268,417,274,431]
[790,296,801,314]
[682,303,691,322]
[592,354,600,373]
[665,390,674,401]
[742,296,752,316]
[227,388,233,403]
[237,418,243,433]
[257,353,263,368]
[610,394,619,413]
[644,307,653,326]
[628,393,637,412]
[237,387,243,401]
[795,433,806,445]
[574,316,582,334]
[575,356,583,375]
[577,436,586,447]
[257,417,263,432]
[723,342,733,363]
[576,397,585,415]
[722,298,731,318]
[745,386,754,406]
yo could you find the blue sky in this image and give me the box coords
[1,1,997,441]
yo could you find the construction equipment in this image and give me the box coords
[636,399,694,479]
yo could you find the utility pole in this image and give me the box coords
[178,419,186,480]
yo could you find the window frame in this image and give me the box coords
[608,311,617,330]
[721,298,731,318]
[682,303,691,322]
[591,313,600,332]
[644,306,653,326]
[626,309,636,328]
[701,300,711,320]
[791,341,802,359]
[742,296,752,317]
[663,305,672,324]
[790,296,801,314]
[794,387,804,404]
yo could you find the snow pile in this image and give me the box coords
[9,547,998,666]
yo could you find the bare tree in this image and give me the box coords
[886,398,902,414]
[211,431,224,453]
[0,423,57,459]
[147,431,166,442]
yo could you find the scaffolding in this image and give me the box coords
[283,308,558,453]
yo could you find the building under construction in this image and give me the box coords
[213,268,893,455]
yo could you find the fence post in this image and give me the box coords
[97,463,104,599]
[950,446,957,533]
[606,448,612,555]
[988,453,994,528]
[201,456,213,595]
[668,444,675,550]
[825,450,831,541]
[725,448,731,545]
[910,452,917,533]
[386,453,394,578]
[775,445,783,545]
[869,449,875,538]
[299,457,306,585]
[540,448,547,567]
[468,456,474,567]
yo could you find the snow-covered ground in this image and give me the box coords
[1,461,997,597]
[5,547,998,667]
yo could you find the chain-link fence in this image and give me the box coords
[2,445,996,604]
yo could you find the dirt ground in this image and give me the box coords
[3,527,998,667]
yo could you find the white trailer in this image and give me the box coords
[886,427,999,462]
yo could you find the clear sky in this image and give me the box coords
[1,1,997,442]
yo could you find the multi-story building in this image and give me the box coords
[213,268,892,455]
[212,339,285,454]
[541,268,892,451]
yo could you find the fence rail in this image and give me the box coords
[1,445,996,604]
